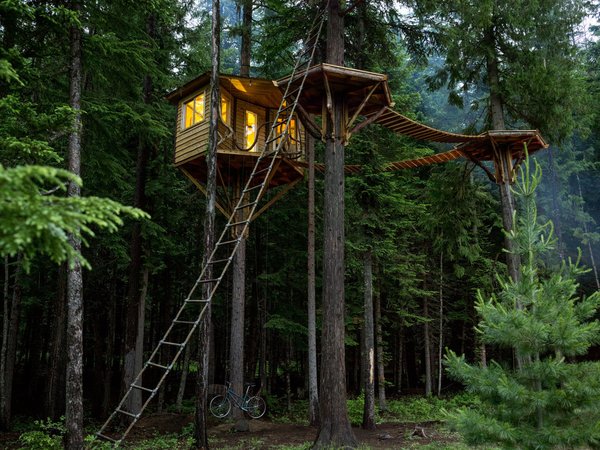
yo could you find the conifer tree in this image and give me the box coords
[446,154,600,449]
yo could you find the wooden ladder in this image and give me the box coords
[96,4,327,447]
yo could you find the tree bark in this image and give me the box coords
[229,204,246,422]
[485,26,521,284]
[240,0,252,77]
[65,3,84,447]
[362,250,375,430]
[575,172,600,290]
[314,1,356,446]
[423,297,432,397]
[306,133,319,426]
[46,264,67,419]
[0,256,21,430]
[194,0,219,446]
[374,279,386,411]
[437,252,443,397]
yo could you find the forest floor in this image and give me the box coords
[127,413,461,449]
[3,395,479,449]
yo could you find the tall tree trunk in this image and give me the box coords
[229,189,247,425]
[374,278,386,411]
[123,14,154,416]
[362,250,375,430]
[423,296,432,397]
[240,0,252,77]
[0,256,21,430]
[306,133,319,426]
[575,172,600,290]
[437,252,443,397]
[547,148,565,260]
[65,3,84,447]
[176,340,192,412]
[485,27,521,284]
[194,3,220,446]
[46,264,67,419]
[314,1,356,446]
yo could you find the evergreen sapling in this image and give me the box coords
[445,154,600,449]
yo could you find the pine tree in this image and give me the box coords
[446,154,600,449]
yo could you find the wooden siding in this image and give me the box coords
[175,87,210,165]
[174,85,307,166]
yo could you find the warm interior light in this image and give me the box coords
[221,96,229,124]
[230,79,247,93]
[183,93,204,129]
[245,110,258,150]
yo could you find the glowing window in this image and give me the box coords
[221,96,230,124]
[275,117,297,148]
[183,93,205,129]
[245,110,258,150]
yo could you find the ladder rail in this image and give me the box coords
[97,3,328,446]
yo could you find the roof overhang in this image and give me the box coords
[275,63,393,115]
[166,73,283,109]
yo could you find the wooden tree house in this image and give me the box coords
[166,73,308,217]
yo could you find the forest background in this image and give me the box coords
[1,0,600,446]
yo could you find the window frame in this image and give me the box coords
[181,91,206,130]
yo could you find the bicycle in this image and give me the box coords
[209,381,266,419]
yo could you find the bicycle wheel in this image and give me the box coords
[209,395,231,418]
[245,396,266,419]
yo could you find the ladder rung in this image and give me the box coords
[209,257,232,264]
[147,361,170,370]
[116,408,139,419]
[198,278,219,284]
[185,298,210,303]
[174,319,197,325]
[160,340,185,347]
[96,433,117,443]
[131,384,155,393]
[253,167,271,176]
[236,201,257,211]
[243,184,262,193]
[227,220,250,228]
[217,238,239,246]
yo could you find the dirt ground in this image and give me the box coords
[130,413,458,449]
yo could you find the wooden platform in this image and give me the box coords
[178,150,304,190]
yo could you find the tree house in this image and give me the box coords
[166,73,307,217]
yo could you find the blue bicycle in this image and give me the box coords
[209,381,266,419]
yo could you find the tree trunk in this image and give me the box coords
[240,0,252,77]
[314,1,356,446]
[123,13,154,416]
[547,148,565,260]
[0,256,21,430]
[485,26,521,284]
[65,5,84,447]
[362,250,375,430]
[437,252,443,397]
[176,340,192,412]
[423,297,432,397]
[229,190,247,424]
[194,0,219,446]
[374,279,386,411]
[306,132,319,426]
[575,172,600,290]
[46,264,67,419]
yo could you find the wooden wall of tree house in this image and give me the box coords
[175,88,210,165]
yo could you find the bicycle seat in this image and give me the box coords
[244,382,256,387]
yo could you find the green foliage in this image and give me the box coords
[0,164,148,270]
[18,417,65,450]
[445,155,600,449]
